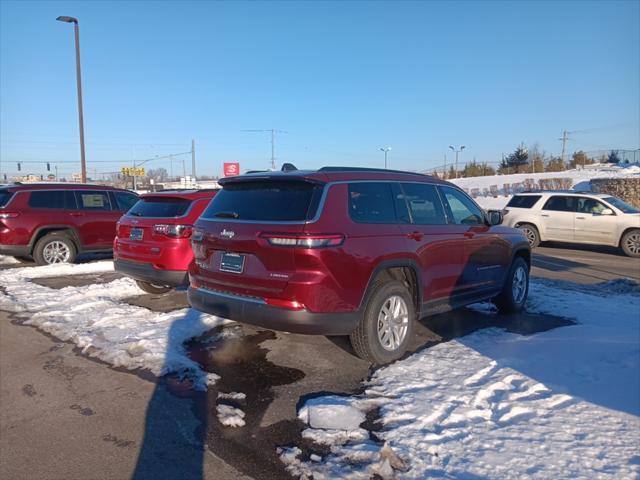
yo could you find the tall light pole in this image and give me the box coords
[380,147,391,169]
[448,145,465,179]
[56,16,87,183]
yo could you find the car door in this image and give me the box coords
[574,197,618,245]
[73,190,121,248]
[539,195,577,241]
[396,182,465,302]
[438,185,509,293]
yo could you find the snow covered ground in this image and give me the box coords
[450,165,640,209]
[281,280,640,479]
[0,260,229,389]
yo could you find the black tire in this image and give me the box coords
[135,280,172,294]
[33,233,77,266]
[350,280,415,365]
[517,223,540,248]
[13,256,33,263]
[494,257,529,314]
[621,229,640,258]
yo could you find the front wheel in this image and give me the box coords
[621,229,640,258]
[350,280,415,365]
[494,257,529,313]
[135,280,172,294]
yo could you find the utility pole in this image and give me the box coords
[560,130,569,164]
[380,147,391,169]
[191,139,196,181]
[242,129,286,170]
[443,153,447,179]
[449,145,465,179]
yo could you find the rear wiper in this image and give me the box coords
[214,211,239,219]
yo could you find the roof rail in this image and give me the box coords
[318,166,426,176]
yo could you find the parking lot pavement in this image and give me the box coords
[0,244,633,479]
[0,310,250,480]
[532,243,640,284]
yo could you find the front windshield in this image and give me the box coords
[604,196,640,214]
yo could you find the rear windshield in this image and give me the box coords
[202,181,322,222]
[507,195,542,209]
[128,197,192,218]
[0,190,14,208]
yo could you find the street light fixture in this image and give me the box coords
[380,147,391,169]
[448,145,465,179]
[56,15,87,183]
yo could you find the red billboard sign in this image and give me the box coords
[223,162,240,177]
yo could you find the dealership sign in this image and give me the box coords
[223,162,240,177]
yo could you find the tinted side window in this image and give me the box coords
[114,191,138,212]
[440,186,484,225]
[507,195,542,209]
[348,183,396,224]
[542,196,576,212]
[400,183,447,225]
[76,191,112,211]
[28,191,65,209]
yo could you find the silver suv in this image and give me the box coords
[502,192,640,257]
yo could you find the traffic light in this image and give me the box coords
[17,162,21,171]
[47,163,51,171]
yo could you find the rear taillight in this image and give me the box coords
[259,232,344,248]
[153,224,193,238]
[0,212,19,219]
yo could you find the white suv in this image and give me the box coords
[502,192,640,257]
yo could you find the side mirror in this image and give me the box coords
[600,208,614,216]
[487,210,503,226]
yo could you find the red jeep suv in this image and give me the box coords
[0,183,138,265]
[187,167,530,364]
[114,189,217,293]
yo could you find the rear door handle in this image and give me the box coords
[576,216,585,220]
[464,231,475,239]
[541,214,549,217]
[68,212,84,217]
[407,231,424,241]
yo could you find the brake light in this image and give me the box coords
[153,224,193,238]
[0,212,19,219]
[259,233,344,248]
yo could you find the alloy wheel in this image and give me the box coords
[624,233,640,255]
[511,265,528,305]
[42,241,71,264]
[377,295,409,352]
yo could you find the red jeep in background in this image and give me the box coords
[114,189,217,293]
[0,183,138,265]
[187,167,531,364]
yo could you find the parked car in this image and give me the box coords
[187,167,530,364]
[502,192,640,257]
[113,189,218,294]
[0,183,138,265]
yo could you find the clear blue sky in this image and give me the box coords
[1,0,639,179]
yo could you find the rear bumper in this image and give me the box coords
[114,259,188,287]
[187,286,360,335]
[0,244,30,257]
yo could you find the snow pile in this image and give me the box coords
[0,255,20,265]
[216,404,246,427]
[299,395,366,430]
[0,261,230,389]
[282,280,640,479]
[450,166,640,209]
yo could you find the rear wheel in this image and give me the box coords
[135,280,172,294]
[33,233,77,266]
[494,257,529,313]
[621,229,640,258]
[350,280,415,365]
[517,223,540,248]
